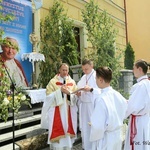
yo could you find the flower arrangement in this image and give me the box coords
[0,56,31,122]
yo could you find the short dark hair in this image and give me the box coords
[82,59,93,66]
[135,59,150,74]
[96,66,112,83]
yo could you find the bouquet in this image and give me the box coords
[0,57,31,122]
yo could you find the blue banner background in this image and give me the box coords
[0,0,33,85]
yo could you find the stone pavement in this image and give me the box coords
[41,135,82,150]
[72,142,82,150]
[42,142,82,150]
[42,123,127,150]
[42,140,125,150]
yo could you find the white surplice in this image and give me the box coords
[90,86,127,150]
[124,75,150,150]
[77,69,101,150]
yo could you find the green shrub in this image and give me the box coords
[38,1,79,87]
[124,42,135,69]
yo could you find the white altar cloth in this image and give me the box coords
[26,89,46,104]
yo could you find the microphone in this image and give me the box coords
[63,77,70,101]
[61,77,66,98]
[63,77,66,84]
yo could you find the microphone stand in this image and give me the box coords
[3,63,16,150]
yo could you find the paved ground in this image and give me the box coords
[72,142,82,150]
[42,140,125,150]
[42,123,127,150]
[42,142,82,150]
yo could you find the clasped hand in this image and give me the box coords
[61,85,70,95]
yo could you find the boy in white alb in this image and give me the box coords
[124,59,150,150]
[77,59,101,150]
[89,66,127,150]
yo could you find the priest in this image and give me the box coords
[41,63,78,150]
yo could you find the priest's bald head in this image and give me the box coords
[58,63,69,78]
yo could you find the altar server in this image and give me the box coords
[124,59,150,150]
[77,59,101,150]
[90,66,127,150]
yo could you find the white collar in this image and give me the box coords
[137,75,148,82]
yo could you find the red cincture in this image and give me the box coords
[130,114,141,150]
[130,115,136,150]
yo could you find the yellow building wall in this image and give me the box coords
[126,0,150,62]
[38,0,126,65]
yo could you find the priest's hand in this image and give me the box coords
[61,85,70,95]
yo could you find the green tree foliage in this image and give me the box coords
[38,1,79,87]
[124,42,135,69]
[82,0,122,89]
[0,0,14,41]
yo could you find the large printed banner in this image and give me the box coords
[0,0,33,85]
